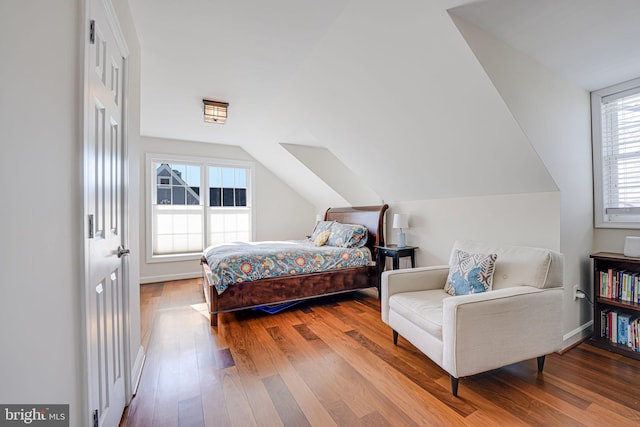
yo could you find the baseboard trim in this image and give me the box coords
[131,346,145,396]
[140,271,201,284]
[561,320,593,351]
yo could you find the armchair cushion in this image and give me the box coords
[381,266,450,324]
[444,249,497,296]
[389,289,448,340]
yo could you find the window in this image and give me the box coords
[147,154,254,261]
[152,162,202,257]
[207,166,250,245]
[592,77,640,228]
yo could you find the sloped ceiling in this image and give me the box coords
[254,0,557,203]
[448,0,640,92]
[128,0,640,207]
[280,143,382,206]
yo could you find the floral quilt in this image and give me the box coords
[203,240,373,295]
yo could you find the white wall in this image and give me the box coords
[451,15,594,347]
[594,229,640,253]
[0,1,141,424]
[0,0,82,418]
[386,192,561,269]
[139,136,315,283]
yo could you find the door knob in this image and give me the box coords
[117,246,130,258]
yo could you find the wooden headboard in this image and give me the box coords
[324,204,389,254]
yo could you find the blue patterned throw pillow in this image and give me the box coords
[444,249,497,296]
[326,223,368,248]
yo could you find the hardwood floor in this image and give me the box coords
[121,278,640,426]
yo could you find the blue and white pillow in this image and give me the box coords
[327,223,368,248]
[444,249,497,296]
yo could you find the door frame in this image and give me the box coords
[81,0,132,424]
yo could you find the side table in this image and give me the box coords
[374,245,418,294]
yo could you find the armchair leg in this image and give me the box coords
[450,376,459,397]
[537,355,546,372]
[393,330,398,345]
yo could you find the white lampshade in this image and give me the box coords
[315,214,323,223]
[392,213,409,229]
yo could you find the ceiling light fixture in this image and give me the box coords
[203,99,229,124]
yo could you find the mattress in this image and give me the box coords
[202,240,374,295]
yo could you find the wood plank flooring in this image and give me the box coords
[121,278,640,426]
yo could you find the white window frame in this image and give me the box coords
[592,77,640,228]
[146,153,255,263]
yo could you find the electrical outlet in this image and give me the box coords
[573,285,579,300]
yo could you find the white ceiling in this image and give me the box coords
[127,0,640,206]
[129,0,640,148]
[128,0,350,146]
[449,0,640,92]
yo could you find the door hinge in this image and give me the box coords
[88,214,94,239]
[89,20,95,44]
[92,409,99,427]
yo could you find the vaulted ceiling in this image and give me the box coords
[128,0,640,208]
[449,0,640,92]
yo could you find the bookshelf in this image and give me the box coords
[590,252,640,361]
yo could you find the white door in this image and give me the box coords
[84,0,129,425]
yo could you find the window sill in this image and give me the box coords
[146,253,202,264]
[595,221,640,230]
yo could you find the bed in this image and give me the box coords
[200,204,389,326]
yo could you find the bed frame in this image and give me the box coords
[201,204,389,326]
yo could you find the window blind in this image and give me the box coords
[601,87,640,218]
[146,154,254,261]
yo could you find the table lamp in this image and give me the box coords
[392,214,409,248]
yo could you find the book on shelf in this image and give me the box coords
[597,268,639,302]
[620,271,638,302]
[599,308,640,352]
[601,308,610,338]
[611,312,616,342]
[629,316,638,348]
[618,313,631,346]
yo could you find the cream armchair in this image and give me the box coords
[381,240,563,396]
